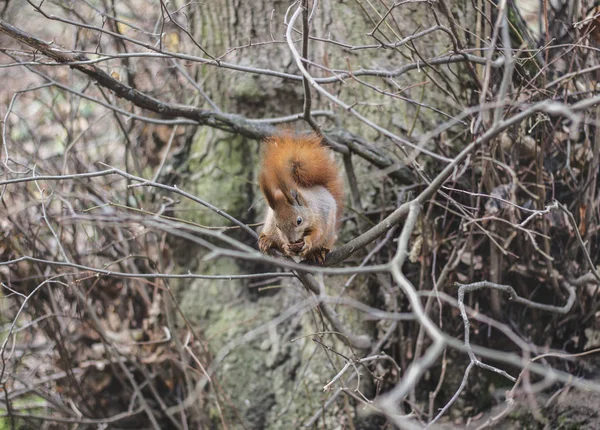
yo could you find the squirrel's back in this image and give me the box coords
[259,133,344,216]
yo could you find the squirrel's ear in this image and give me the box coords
[272,189,288,209]
[262,186,282,210]
[290,189,305,207]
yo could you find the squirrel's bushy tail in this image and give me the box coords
[259,133,343,215]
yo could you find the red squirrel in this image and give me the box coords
[258,133,344,263]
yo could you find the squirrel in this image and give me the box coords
[258,133,344,263]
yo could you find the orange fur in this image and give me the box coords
[259,133,344,220]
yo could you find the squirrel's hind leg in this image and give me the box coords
[259,208,282,255]
[303,247,329,265]
[258,232,275,254]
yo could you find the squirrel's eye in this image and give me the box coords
[296,216,303,226]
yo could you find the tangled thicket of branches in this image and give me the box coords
[1,0,600,429]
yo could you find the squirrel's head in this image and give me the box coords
[268,188,311,247]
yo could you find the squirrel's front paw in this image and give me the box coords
[299,237,313,256]
[258,233,274,254]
